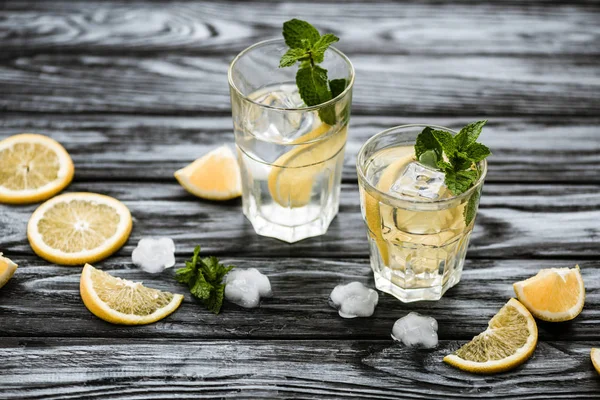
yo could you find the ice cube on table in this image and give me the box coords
[329,282,379,318]
[391,312,438,348]
[390,162,447,200]
[131,237,176,274]
[225,268,272,308]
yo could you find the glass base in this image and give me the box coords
[244,202,338,243]
[367,232,470,302]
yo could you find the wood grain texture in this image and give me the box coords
[1,338,599,399]
[0,256,597,340]
[2,181,600,258]
[1,115,599,182]
[1,1,599,57]
[1,53,598,116]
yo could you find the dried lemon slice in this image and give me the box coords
[80,264,183,325]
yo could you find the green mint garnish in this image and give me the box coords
[414,120,491,225]
[279,19,347,125]
[175,246,235,315]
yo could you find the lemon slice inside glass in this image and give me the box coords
[444,298,538,374]
[80,264,183,325]
[27,192,132,265]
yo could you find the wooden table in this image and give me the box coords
[1,1,599,398]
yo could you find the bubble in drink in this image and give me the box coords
[329,281,379,318]
[391,312,438,348]
[131,237,176,274]
[225,268,272,308]
[390,162,447,200]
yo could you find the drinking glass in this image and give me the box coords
[229,39,354,243]
[356,125,487,302]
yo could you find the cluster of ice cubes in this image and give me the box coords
[391,312,439,348]
[131,237,176,274]
[224,268,272,308]
[329,281,379,318]
[390,162,448,200]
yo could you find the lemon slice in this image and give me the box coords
[444,298,538,374]
[80,264,183,325]
[0,133,74,204]
[267,123,347,207]
[0,253,18,289]
[513,265,585,322]
[175,145,242,201]
[27,192,132,265]
[591,348,600,374]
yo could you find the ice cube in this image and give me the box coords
[329,281,379,318]
[132,237,176,274]
[225,268,272,308]
[391,312,438,348]
[390,162,447,200]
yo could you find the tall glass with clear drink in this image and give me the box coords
[229,39,354,243]
[357,125,487,302]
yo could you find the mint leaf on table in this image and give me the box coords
[279,19,345,125]
[175,246,235,315]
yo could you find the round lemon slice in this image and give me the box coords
[591,348,600,374]
[175,145,242,201]
[0,253,18,289]
[513,265,585,322]
[267,123,347,208]
[444,298,538,374]
[0,133,74,204]
[80,264,183,325]
[27,192,132,265]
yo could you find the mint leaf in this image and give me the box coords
[445,169,479,195]
[312,33,339,63]
[454,120,487,150]
[329,79,347,98]
[464,188,481,226]
[175,246,235,315]
[450,151,473,171]
[296,65,332,106]
[415,127,442,160]
[431,130,456,156]
[464,142,491,163]
[279,48,309,68]
[418,149,438,169]
[283,19,320,49]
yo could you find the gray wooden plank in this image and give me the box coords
[0,255,597,340]
[1,337,599,399]
[1,53,598,116]
[1,1,598,57]
[1,115,598,183]
[1,181,600,258]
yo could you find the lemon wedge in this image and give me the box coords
[0,133,74,204]
[0,253,18,289]
[175,146,242,201]
[513,265,585,322]
[27,192,132,265]
[444,298,538,374]
[80,264,183,325]
[591,348,600,374]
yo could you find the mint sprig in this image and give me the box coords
[175,246,235,314]
[414,120,491,225]
[279,19,347,125]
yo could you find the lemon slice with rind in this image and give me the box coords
[80,264,183,325]
[268,123,347,208]
[0,253,18,289]
[513,265,585,322]
[0,133,74,204]
[175,146,242,201]
[591,348,600,374]
[444,298,538,374]
[27,192,132,265]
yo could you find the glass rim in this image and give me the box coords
[228,38,355,112]
[356,124,488,206]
